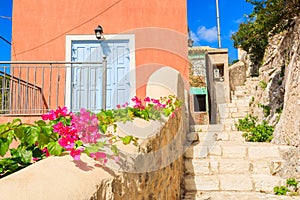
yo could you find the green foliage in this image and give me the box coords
[235,114,257,132]
[0,95,181,178]
[235,115,274,142]
[287,178,298,188]
[258,81,268,90]
[231,0,300,66]
[274,178,299,196]
[274,186,289,195]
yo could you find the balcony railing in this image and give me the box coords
[0,59,107,116]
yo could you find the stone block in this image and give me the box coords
[185,175,219,191]
[248,146,280,159]
[251,174,285,193]
[210,159,219,174]
[208,144,222,156]
[251,160,271,174]
[219,159,250,174]
[229,107,238,113]
[185,145,209,159]
[227,103,236,108]
[185,159,210,175]
[216,133,230,141]
[231,112,248,118]
[220,174,252,191]
[222,145,247,158]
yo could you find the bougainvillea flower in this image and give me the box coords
[41,110,57,120]
[144,97,151,102]
[70,148,83,160]
[58,136,76,150]
[55,106,69,117]
[42,147,50,157]
[90,151,108,165]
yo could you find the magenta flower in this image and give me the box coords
[42,147,50,157]
[144,97,151,102]
[41,110,57,120]
[122,102,129,107]
[90,151,108,165]
[72,108,101,144]
[55,106,69,117]
[70,148,83,160]
[116,104,121,109]
[58,136,76,150]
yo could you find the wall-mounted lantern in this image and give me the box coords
[94,25,104,40]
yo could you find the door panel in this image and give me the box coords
[71,40,130,111]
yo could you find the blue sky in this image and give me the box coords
[188,0,253,61]
[0,0,253,61]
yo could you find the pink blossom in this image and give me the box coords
[70,148,83,160]
[122,102,129,107]
[90,151,108,165]
[72,108,101,144]
[32,157,39,162]
[41,110,57,120]
[55,106,69,117]
[42,147,50,157]
[116,104,121,109]
[144,97,151,102]
[58,136,76,150]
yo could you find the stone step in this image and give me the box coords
[184,174,285,193]
[187,131,245,143]
[233,89,248,96]
[190,125,208,132]
[235,85,247,91]
[185,141,290,159]
[185,158,284,176]
[182,191,298,200]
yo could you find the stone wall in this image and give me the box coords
[0,109,186,200]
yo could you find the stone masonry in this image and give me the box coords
[182,80,299,199]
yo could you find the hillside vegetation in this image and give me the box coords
[232,0,300,67]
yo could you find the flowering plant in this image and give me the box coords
[0,95,180,178]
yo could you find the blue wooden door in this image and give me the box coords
[71,40,130,111]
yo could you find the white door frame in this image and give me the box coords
[65,34,136,110]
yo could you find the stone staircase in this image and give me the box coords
[182,79,298,199]
[182,125,297,199]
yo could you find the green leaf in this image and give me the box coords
[11,118,22,128]
[19,149,32,164]
[85,145,99,154]
[23,126,40,146]
[14,126,25,141]
[47,141,63,156]
[0,138,11,157]
[75,140,83,147]
[121,135,133,145]
[37,127,51,148]
[35,120,47,126]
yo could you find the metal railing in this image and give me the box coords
[0,59,107,116]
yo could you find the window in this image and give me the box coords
[194,94,206,112]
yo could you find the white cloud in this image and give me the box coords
[196,26,218,43]
[190,30,200,43]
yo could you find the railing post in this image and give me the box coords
[102,56,107,110]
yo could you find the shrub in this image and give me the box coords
[274,186,289,195]
[235,115,257,132]
[235,115,274,142]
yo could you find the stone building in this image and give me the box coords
[188,46,229,125]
